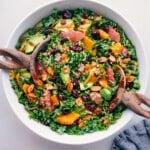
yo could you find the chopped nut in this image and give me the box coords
[63,66,70,74]
[46,84,53,90]
[90,86,101,92]
[42,73,48,81]
[84,114,91,121]
[94,107,102,115]
[78,121,85,128]
[103,118,109,125]
[99,57,108,63]
[122,58,131,64]
[76,97,83,106]
[109,55,116,62]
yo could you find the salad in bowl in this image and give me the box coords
[1,0,148,145]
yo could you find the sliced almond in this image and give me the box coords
[103,118,109,125]
[41,74,48,81]
[75,97,83,106]
[90,86,101,92]
[46,84,53,90]
[99,57,108,63]
[109,55,116,62]
[122,58,131,64]
[63,66,70,74]
[84,114,91,121]
[78,121,85,128]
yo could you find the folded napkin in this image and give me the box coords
[112,119,150,150]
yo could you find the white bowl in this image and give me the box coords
[1,0,149,145]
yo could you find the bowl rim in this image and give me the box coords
[1,0,149,145]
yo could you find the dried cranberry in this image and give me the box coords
[60,37,68,44]
[92,30,100,40]
[72,78,79,87]
[82,95,90,102]
[71,89,79,98]
[85,104,95,112]
[103,26,109,32]
[57,83,64,91]
[83,13,88,19]
[58,93,66,100]
[60,19,66,25]
[71,44,83,52]
[126,82,133,89]
[63,109,70,114]
[44,120,50,126]
[51,48,60,55]
[50,75,57,81]
[43,29,51,36]
[63,10,72,19]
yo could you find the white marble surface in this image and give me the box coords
[0,0,150,150]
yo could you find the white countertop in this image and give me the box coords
[0,0,150,150]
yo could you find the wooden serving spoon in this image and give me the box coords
[108,65,150,118]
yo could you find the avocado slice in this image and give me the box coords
[100,88,112,101]
[80,82,93,91]
[60,66,71,85]
[21,33,45,54]
[55,19,75,31]
[79,67,98,90]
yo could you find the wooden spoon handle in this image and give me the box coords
[122,91,150,118]
[0,48,30,69]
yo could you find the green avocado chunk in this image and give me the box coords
[60,66,71,85]
[100,88,112,101]
[79,82,93,91]
[23,33,45,54]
